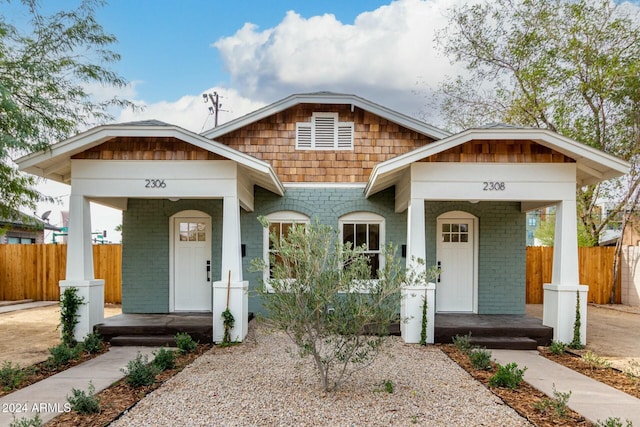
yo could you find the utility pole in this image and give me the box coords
[203,92,221,127]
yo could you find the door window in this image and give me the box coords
[179,222,207,242]
[441,223,469,243]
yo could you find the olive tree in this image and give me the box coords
[251,217,436,392]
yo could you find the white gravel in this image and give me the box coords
[112,323,531,426]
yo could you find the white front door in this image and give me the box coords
[436,212,477,312]
[172,214,212,312]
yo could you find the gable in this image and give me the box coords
[71,137,228,161]
[214,103,437,183]
[419,139,575,163]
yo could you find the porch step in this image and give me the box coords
[470,336,539,350]
[110,335,178,347]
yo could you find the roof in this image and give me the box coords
[15,121,284,196]
[201,92,451,141]
[0,212,61,231]
[365,126,631,197]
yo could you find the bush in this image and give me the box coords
[533,384,571,418]
[549,340,567,355]
[59,287,84,347]
[452,333,473,354]
[152,347,176,371]
[67,381,100,414]
[121,352,159,387]
[175,333,197,354]
[0,361,25,391]
[9,413,42,427]
[46,343,82,369]
[469,347,492,370]
[595,417,633,427]
[489,362,527,389]
[82,332,103,354]
[582,351,612,370]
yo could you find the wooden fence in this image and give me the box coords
[0,244,622,306]
[0,244,122,303]
[526,246,621,304]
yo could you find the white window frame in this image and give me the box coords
[262,211,310,292]
[339,212,385,290]
[296,112,354,150]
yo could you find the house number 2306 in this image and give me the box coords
[483,181,505,191]
[145,179,166,188]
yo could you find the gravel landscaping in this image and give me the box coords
[112,323,530,426]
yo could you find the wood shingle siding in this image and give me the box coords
[421,139,575,163]
[71,137,228,161]
[214,104,436,183]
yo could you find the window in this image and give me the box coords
[441,223,469,243]
[263,211,310,287]
[296,112,354,150]
[178,222,207,242]
[340,212,385,279]
[6,236,35,244]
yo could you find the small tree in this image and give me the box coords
[251,217,428,392]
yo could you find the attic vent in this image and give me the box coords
[295,113,354,150]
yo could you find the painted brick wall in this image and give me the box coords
[425,201,526,315]
[241,186,406,315]
[122,198,223,313]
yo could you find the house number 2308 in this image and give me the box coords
[145,179,166,188]
[483,181,505,191]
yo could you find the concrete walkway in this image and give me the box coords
[0,300,58,314]
[0,346,157,425]
[493,349,640,425]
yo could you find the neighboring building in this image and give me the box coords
[0,212,60,244]
[16,92,630,345]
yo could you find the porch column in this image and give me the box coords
[213,195,248,343]
[543,199,588,344]
[59,194,104,341]
[401,198,435,344]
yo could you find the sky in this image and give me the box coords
[17,0,640,242]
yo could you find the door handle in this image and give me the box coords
[206,260,211,282]
[437,261,441,283]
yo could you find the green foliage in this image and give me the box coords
[175,332,197,354]
[46,343,82,369]
[9,413,42,427]
[469,347,492,370]
[59,287,85,346]
[533,384,572,418]
[67,381,100,414]
[549,340,567,355]
[121,352,159,387]
[384,379,394,393]
[81,332,103,354]
[0,361,25,390]
[581,351,612,370]
[595,417,633,427]
[152,348,176,371]
[452,333,473,355]
[419,296,428,346]
[0,0,136,218]
[569,291,584,349]
[489,362,527,389]
[534,213,598,247]
[251,217,438,392]
[221,308,235,345]
[437,0,640,246]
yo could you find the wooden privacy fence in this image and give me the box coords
[526,246,621,304]
[0,244,122,303]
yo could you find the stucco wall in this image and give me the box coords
[425,201,526,315]
[122,198,223,313]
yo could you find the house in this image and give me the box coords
[15,92,630,345]
[0,212,60,244]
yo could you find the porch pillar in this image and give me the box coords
[543,199,588,344]
[59,194,104,341]
[213,195,248,343]
[402,198,435,344]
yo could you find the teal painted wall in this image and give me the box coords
[241,186,405,315]
[425,201,526,315]
[121,199,223,313]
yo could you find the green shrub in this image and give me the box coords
[121,352,159,387]
[152,347,176,371]
[0,361,25,390]
[452,333,473,354]
[569,291,584,349]
[533,384,571,418]
[549,340,567,355]
[175,332,197,354]
[469,347,492,370]
[67,381,100,414]
[46,343,82,369]
[9,413,42,427]
[489,362,527,389]
[59,287,85,347]
[384,379,394,393]
[595,417,633,427]
[81,332,103,354]
[582,351,612,370]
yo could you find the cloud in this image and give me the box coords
[213,0,466,123]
